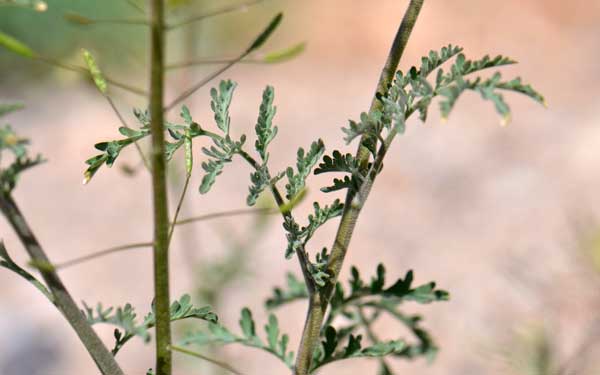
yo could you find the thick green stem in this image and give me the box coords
[0,194,124,375]
[149,0,172,374]
[293,1,425,374]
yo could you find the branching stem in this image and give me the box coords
[293,1,425,374]
[0,194,124,375]
[237,150,316,293]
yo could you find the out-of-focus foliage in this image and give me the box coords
[0,1,146,81]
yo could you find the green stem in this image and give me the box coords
[52,242,154,270]
[166,57,265,70]
[165,0,266,30]
[36,55,148,96]
[149,0,172,374]
[293,1,425,374]
[0,194,124,375]
[169,345,244,375]
[167,174,190,246]
[164,54,246,112]
[48,208,277,270]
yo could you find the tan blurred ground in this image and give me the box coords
[1,0,600,374]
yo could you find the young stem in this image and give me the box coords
[0,194,124,375]
[293,1,425,374]
[149,0,172,374]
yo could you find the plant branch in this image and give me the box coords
[167,174,190,246]
[36,56,148,96]
[237,149,315,292]
[124,0,145,14]
[164,54,245,112]
[175,207,277,226]
[169,345,244,375]
[0,194,124,375]
[149,0,172,373]
[166,57,265,70]
[52,242,153,270]
[47,208,277,270]
[165,0,266,30]
[65,13,150,26]
[294,1,425,374]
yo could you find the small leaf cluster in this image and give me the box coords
[83,107,203,183]
[283,200,343,261]
[394,44,545,124]
[181,308,295,369]
[312,325,407,371]
[83,294,217,355]
[267,264,449,372]
[0,106,44,194]
[318,45,545,201]
[314,150,364,193]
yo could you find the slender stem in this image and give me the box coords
[83,18,150,26]
[166,57,264,70]
[36,56,148,96]
[0,194,124,375]
[65,12,149,26]
[293,2,425,374]
[167,174,190,246]
[53,242,153,270]
[165,0,266,30]
[48,208,277,270]
[169,345,244,375]
[175,207,277,226]
[149,0,172,374]
[124,0,145,14]
[164,54,245,112]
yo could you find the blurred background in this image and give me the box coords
[1,0,600,374]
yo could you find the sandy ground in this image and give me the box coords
[1,1,600,374]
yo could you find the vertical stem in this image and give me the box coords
[0,195,124,375]
[293,1,425,374]
[149,0,172,374]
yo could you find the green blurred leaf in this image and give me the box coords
[64,12,94,25]
[0,30,35,58]
[266,272,309,309]
[0,103,24,117]
[262,42,306,63]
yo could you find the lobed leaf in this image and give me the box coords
[262,42,306,63]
